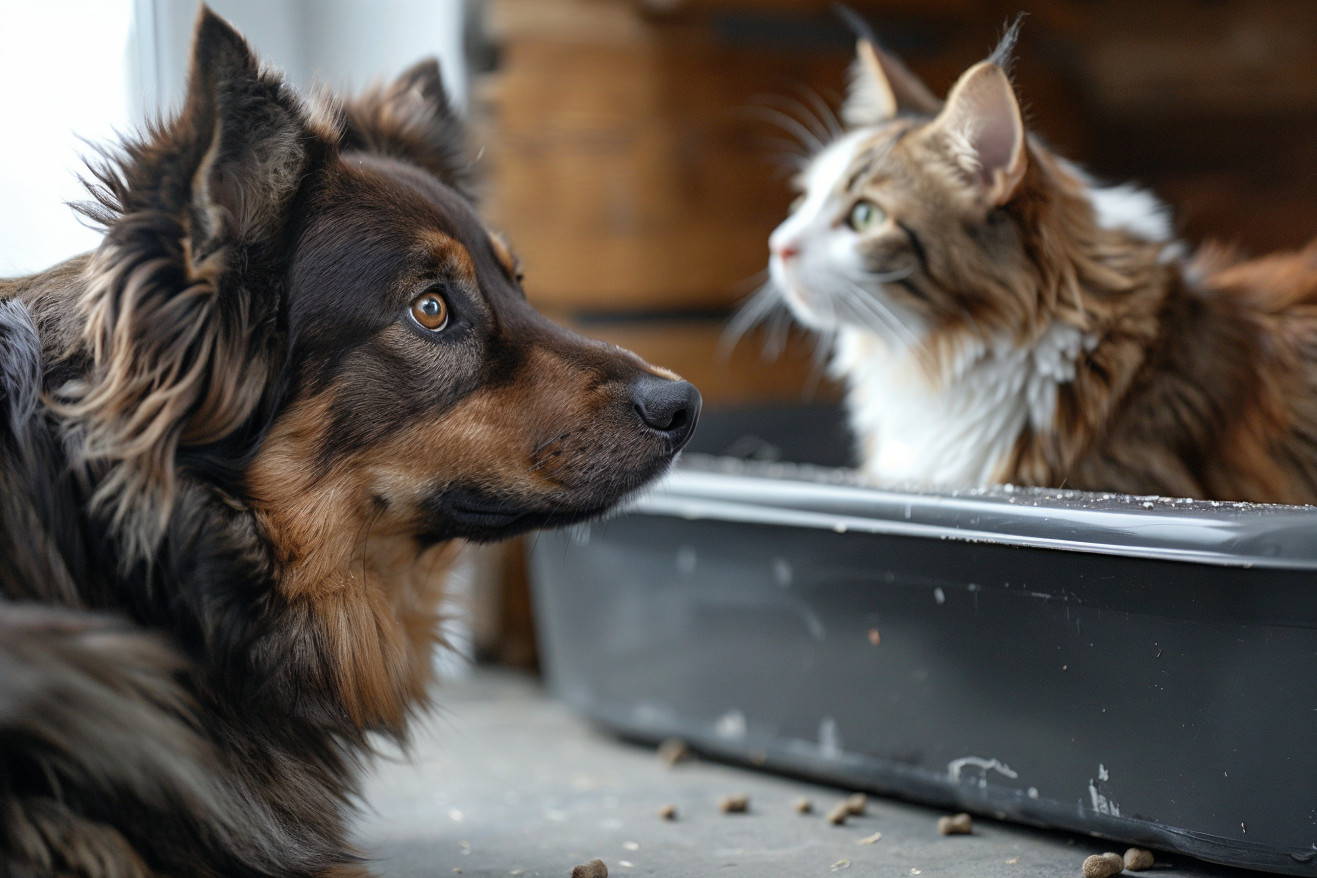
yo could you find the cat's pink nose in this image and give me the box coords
[773,243,799,261]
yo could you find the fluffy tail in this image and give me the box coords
[0,604,227,878]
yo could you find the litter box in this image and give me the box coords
[527,403,1317,875]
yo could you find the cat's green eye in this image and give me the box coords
[848,200,885,232]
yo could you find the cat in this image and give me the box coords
[760,21,1317,504]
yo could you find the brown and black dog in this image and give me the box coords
[0,8,699,876]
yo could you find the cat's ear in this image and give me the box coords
[926,61,1026,206]
[844,40,898,125]
[843,39,942,127]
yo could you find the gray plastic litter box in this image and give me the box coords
[527,404,1317,875]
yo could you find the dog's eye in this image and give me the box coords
[410,292,450,332]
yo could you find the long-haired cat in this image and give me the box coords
[761,22,1317,504]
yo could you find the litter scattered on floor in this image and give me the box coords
[719,793,749,814]
[938,813,973,835]
[826,802,851,825]
[656,738,691,767]
[570,858,608,878]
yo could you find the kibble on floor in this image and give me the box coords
[357,671,1263,878]
[1082,852,1124,878]
[938,813,973,835]
[570,858,608,878]
[719,793,749,814]
[826,802,851,825]
[1124,848,1155,871]
[656,738,691,767]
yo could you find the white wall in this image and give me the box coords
[0,0,136,275]
[0,0,469,277]
[147,0,469,115]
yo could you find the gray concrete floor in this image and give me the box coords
[357,670,1257,878]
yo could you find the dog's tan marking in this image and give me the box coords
[419,229,476,285]
[248,392,460,731]
[488,230,520,279]
[247,353,598,730]
[247,323,673,730]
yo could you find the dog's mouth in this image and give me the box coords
[423,481,659,544]
[447,501,529,530]
[447,500,610,539]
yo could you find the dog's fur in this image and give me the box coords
[0,10,699,876]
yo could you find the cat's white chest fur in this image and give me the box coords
[834,323,1092,486]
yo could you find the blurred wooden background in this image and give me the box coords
[466,0,1317,666]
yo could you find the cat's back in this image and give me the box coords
[1192,239,1317,317]
[1071,239,1317,504]
[1193,240,1317,392]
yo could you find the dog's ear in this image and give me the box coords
[340,58,473,198]
[180,8,325,257]
[64,6,331,558]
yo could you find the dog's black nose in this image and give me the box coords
[630,375,702,450]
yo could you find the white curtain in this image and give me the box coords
[0,0,469,277]
[0,0,137,275]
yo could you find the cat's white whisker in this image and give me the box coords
[834,276,941,376]
[787,81,845,141]
[762,301,795,359]
[806,325,838,394]
[723,281,806,362]
[721,283,783,357]
[743,105,827,154]
[835,274,915,334]
[750,134,813,172]
[761,92,836,150]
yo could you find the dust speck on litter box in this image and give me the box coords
[826,802,851,825]
[1124,848,1155,871]
[571,859,608,878]
[831,859,851,871]
[794,797,814,814]
[843,793,868,816]
[719,793,749,813]
[857,832,882,845]
[658,804,677,820]
[1082,852,1124,878]
[938,813,972,835]
[657,738,690,766]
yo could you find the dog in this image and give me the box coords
[0,8,700,876]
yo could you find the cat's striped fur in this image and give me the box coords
[765,23,1317,503]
